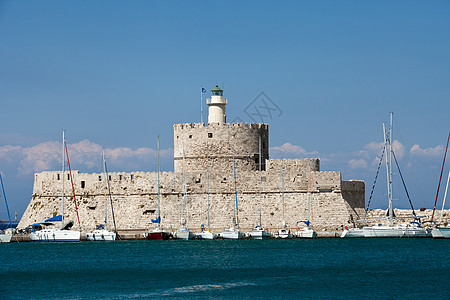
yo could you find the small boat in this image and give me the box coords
[30,131,81,242]
[86,149,117,241]
[219,227,244,239]
[275,228,293,239]
[86,224,116,241]
[173,143,194,240]
[146,225,171,240]
[295,222,317,239]
[0,174,13,243]
[219,151,243,239]
[196,224,217,240]
[30,219,80,242]
[248,225,272,239]
[173,227,195,240]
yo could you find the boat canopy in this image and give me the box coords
[45,215,62,222]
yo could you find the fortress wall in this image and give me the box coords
[266,159,320,173]
[19,158,365,231]
[173,123,269,173]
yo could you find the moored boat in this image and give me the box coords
[219,227,244,239]
[248,225,271,239]
[275,228,292,239]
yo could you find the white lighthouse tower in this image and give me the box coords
[207,85,227,124]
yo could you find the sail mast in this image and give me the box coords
[102,149,108,230]
[206,141,210,230]
[432,131,450,223]
[0,174,13,230]
[281,159,285,227]
[441,170,450,219]
[258,135,262,227]
[388,112,394,227]
[182,143,187,229]
[61,130,65,225]
[157,136,161,229]
[233,149,239,228]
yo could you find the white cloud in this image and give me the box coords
[348,159,368,170]
[270,143,318,158]
[410,144,444,157]
[0,140,173,175]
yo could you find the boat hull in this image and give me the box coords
[248,228,271,239]
[341,228,365,238]
[275,229,293,239]
[295,229,316,239]
[362,226,431,238]
[173,229,195,240]
[30,229,80,242]
[86,229,116,241]
[196,231,217,240]
[431,227,450,239]
[220,228,244,239]
[146,231,171,240]
[0,233,12,243]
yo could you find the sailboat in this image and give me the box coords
[248,136,271,239]
[173,143,195,240]
[196,142,217,240]
[146,136,170,240]
[432,132,450,239]
[0,174,13,243]
[295,167,316,238]
[30,130,81,242]
[342,113,431,238]
[219,150,244,239]
[275,159,292,239]
[86,149,117,241]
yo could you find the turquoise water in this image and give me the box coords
[1,239,449,299]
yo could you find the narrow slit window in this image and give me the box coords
[81,181,85,188]
[208,133,213,138]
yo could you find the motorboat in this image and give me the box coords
[248,226,271,239]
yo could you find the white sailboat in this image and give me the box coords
[249,136,271,239]
[0,174,13,243]
[342,113,431,238]
[219,150,244,239]
[145,137,171,240]
[196,142,217,240]
[86,149,117,241]
[173,143,195,240]
[295,167,316,238]
[275,159,293,239]
[30,130,81,242]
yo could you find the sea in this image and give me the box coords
[1,238,449,299]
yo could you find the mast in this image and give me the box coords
[157,136,161,229]
[233,149,239,228]
[441,170,450,219]
[182,143,187,229]
[383,122,393,226]
[61,130,65,225]
[432,131,450,223]
[104,153,119,238]
[206,141,210,230]
[309,166,313,227]
[102,149,108,230]
[258,135,262,227]
[0,174,13,230]
[388,112,394,227]
[201,86,204,124]
[281,159,285,227]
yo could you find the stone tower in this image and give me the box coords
[174,86,269,173]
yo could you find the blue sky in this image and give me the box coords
[1,1,449,219]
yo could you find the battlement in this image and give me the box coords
[173,122,268,131]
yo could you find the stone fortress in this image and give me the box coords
[18,86,367,233]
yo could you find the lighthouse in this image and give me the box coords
[207,85,227,124]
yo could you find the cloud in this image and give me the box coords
[270,143,318,158]
[348,159,368,170]
[410,144,444,157]
[0,140,173,175]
